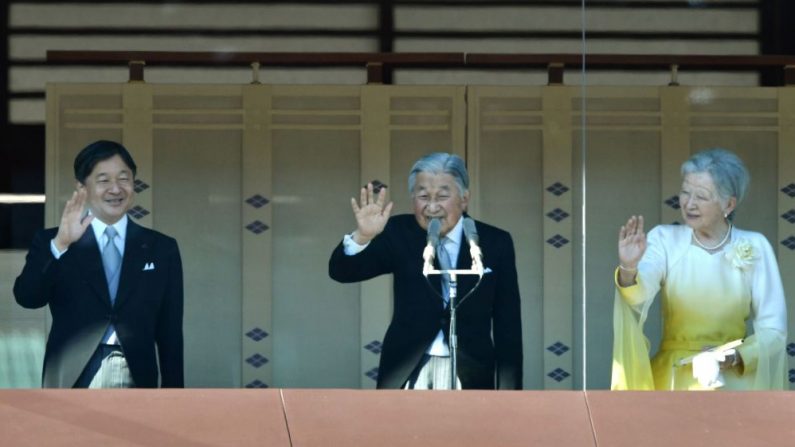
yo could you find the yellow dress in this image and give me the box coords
[611,225,787,390]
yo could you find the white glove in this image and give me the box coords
[692,350,726,389]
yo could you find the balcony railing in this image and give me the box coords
[47,51,795,85]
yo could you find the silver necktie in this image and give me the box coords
[437,237,454,303]
[102,226,122,303]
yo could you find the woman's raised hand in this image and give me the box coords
[618,215,646,271]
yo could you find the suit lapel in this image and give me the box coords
[74,228,112,307]
[114,220,148,309]
[456,214,477,298]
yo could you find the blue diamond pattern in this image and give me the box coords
[782,236,795,250]
[127,205,150,220]
[246,220,269,234]
[546,234,569,248]
[546,341,570,356]
[546,182,569,196]
[245,380,269,388]
[245,194,270,208]
[664,195,680,210]
[364,340,383,354]
[245,354,269,368]
[790,369,795,383]
[782,210,795,224]
[133,179,149,193]
[788,343,795,357]
[782,183,795,198]
[246,327,269,342]
[547,368,570,382]
[546,208,570,222]
[365,367,379,381]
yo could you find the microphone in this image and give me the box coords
[463,218,484,276]
[422,218,442,276]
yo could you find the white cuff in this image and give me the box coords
[342,233,369,256]
[50,239,67,259]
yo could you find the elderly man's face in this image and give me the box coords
[412,172,469,237]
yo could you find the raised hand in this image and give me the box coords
[350,182,393,244]
[618,215,646,271]
[53,188,94,252]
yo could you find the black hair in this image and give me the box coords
[73,140,137,184]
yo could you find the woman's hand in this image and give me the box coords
[719,350,743,372]
[617,215,646,286]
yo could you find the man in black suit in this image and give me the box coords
[14,140,183,388]
[329,152,522,389]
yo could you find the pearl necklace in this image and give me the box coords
[692,224,732,250]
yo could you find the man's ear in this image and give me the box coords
[76,181,86,190]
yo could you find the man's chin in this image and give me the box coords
[417,216,445,230]
[415,218,428,230]
[99,208,130,223]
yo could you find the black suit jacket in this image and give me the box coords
[329,214,522,389]
[14,219,184,388]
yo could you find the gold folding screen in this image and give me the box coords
[42,82,795,390]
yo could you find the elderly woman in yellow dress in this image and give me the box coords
[612,148,787,390]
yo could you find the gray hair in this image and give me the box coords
[680,148,750,220]
[408,152,469,197]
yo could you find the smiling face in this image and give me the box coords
[412,171,469,237]
[80,154,135,225]
[679,171,735,236]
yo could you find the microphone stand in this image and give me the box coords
[424,263,482,389]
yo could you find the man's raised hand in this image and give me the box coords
[53,188,94,252]
[350,182,393,245]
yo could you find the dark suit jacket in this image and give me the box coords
[14,219,184,388]
[329,214,522,389]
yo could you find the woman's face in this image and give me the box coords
[678,172,735,234]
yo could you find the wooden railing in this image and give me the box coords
[47,51,795,85]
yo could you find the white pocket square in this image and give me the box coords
[143,262,155,271]
[484,267,493,274]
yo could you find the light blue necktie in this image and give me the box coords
[102,226,122,304]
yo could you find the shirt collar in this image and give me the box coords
[443,217,464,247]
[90,213,128,241]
